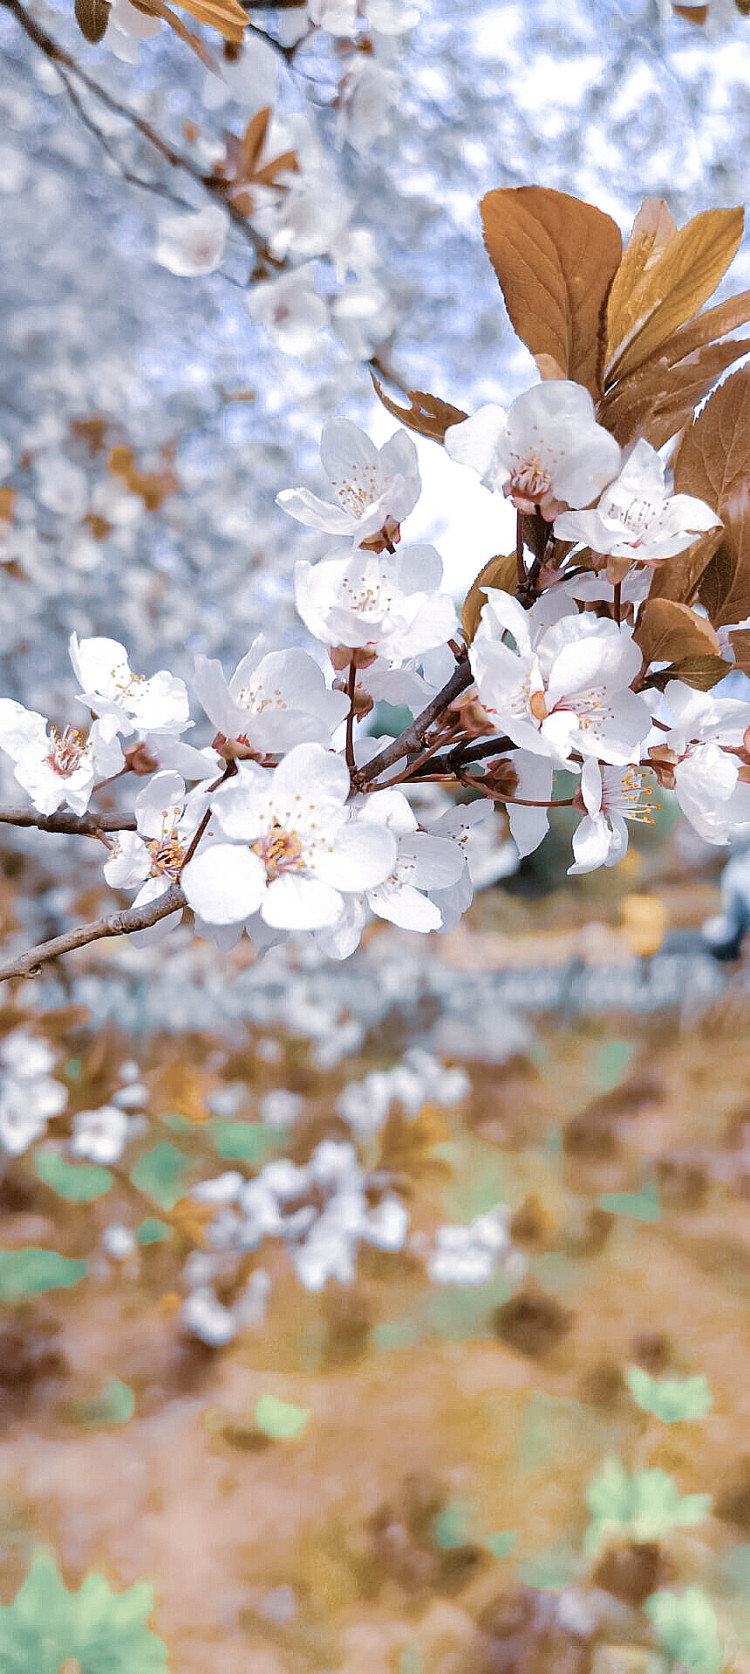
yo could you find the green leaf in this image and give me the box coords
[486,1530,516,1560]
[35,1149,112,1203]
[0,1249,88,1301]
[431,1500,471,1550]
[131,1143,191,1209]
[626,1365,713,1422]
[598,1183,662,1222]
[136,1218,173,1246]
[210,1121,280,1163]
[74,1378,135,1428]
[0,1547,168,1673]
[585,1458,712,1554]
[646,1587,722,1674]
[253,1394,312,1440]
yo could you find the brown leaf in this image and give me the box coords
[370,374,467,442]
[655,288,750,364]
[377,1104,451,1196]
[240,107,271,177]
[634,598,720,668]
[729,628,750,672]
[599,339,750,449]
[647,525,723,606]
[604,205,744,384]
[74,0,110,41]
[648,653,731,692]
[462,552,517,643]
[254,151,298,188]
[480,186,622,397]
[173,0,247,39]
[674,366,750,625]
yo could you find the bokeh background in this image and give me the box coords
[3,0,750,1668]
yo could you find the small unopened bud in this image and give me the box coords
[124,741,159,776]
[483,757,520,800]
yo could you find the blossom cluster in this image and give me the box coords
[3,369,750,976]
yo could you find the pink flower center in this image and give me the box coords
[48,725,87,778]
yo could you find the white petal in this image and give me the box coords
[182,844,265,924]
[261,873,343,929]
[313,819,397,890]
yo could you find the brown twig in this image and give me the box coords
[0,808,137,835]
[345,661,357,776]
[356,659,474,787]
[0,883,186,984]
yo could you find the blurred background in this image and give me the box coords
[2,0,750,1668]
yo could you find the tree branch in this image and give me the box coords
[0,0,265,253]
[356,658,474,786]
[410,735,515,779]
[0,808,137,835]
[0,883,186,984]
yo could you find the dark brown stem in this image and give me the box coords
[0,808,137,835]
[179,762,235,870]
[411,735,514,779]
[613,580,622,626]
[345,662,357,777]
[0,883,186,984]
[356,658,474,787]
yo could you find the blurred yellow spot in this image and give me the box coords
[621,894,666,957]
[159,1292,182,1315]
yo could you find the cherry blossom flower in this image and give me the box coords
[658,681,750,845]
[444,381,621,518]
[554,438,721,562]
[0,1029,67,1156]
[423,798,517,929]
[70,633,192,738]
[71,1104,131,1164]
[154,204,229,278]
[317,786,465,955]
[336,57,403,154]
[192,637,348,756]
[569,758,656,874]
[103,771,207,940]
[181,743,397,930]
[246,264,329,362]
[278,419,420,542]
[294,543,456,664]
[309,0,359,34]
[0,698,124,815]
[470,589,652,765]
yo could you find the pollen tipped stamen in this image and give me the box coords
[48,725,88,778]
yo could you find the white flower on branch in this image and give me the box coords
[246,263,329,362]
[554,438,721,563]
[471,590,652,765]
[192,637,348,755]
[444,380,621,518]
[154,204,229,278]
[0,698,124,815]
[568,758,656,875]
[336,56,403,154]
[294,543,456,664]
[0,1029,67,1157]
[70,633,192,738]
[181,743,397,930]
[278,418,420,542]
[317,786,465,955]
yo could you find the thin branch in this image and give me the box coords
[0,808,137,835]
[410,734,515,779]
[345,661,357,776]
[0,883,186,984]
[0,0,265,252]
[356,658,474,787]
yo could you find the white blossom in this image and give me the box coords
[294,544,457,663]
[246,264,329,362]
[0,698,124,815]
[278,419,420,541]
[181,743,397,930]
[445,381,621,518]
[71,1104,131,1164]
[554,438,721,562]
[470,589,652,765]
[568,758,656,874]
[70,634,192,738]
[192,637,348,754]
[154,204,229,279]
[0,1028,67,1156]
